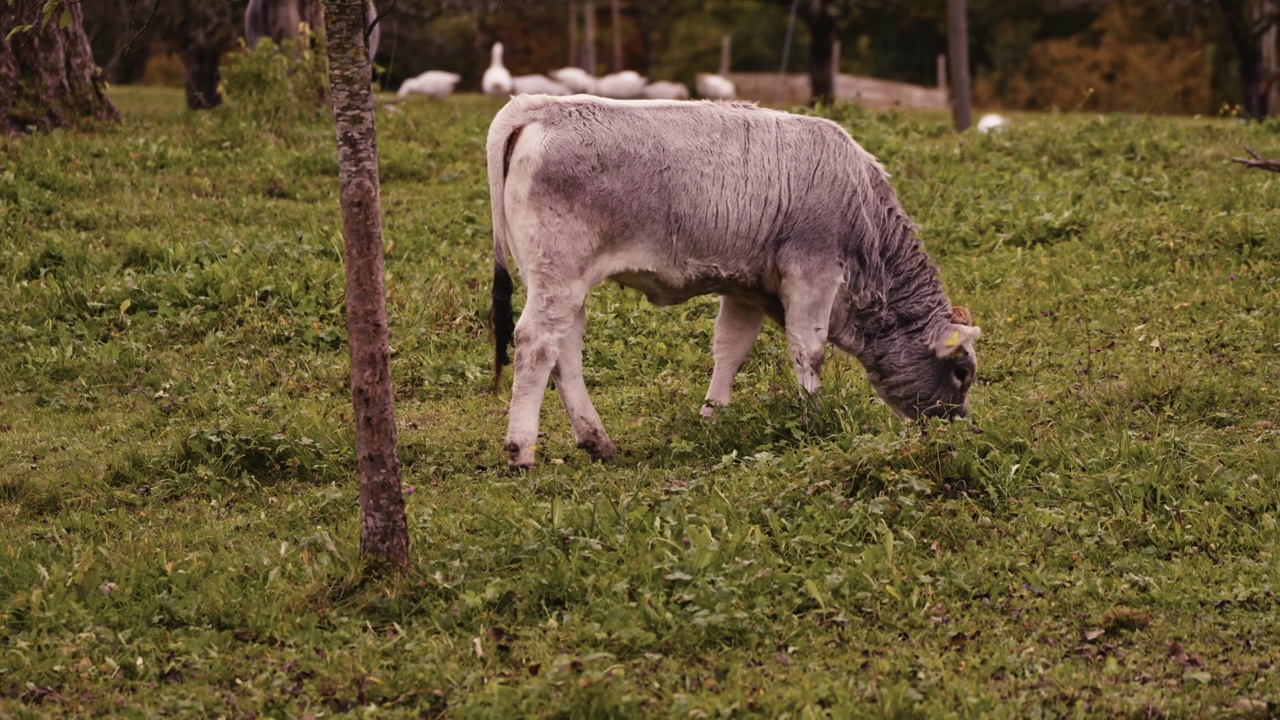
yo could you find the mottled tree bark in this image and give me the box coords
[1,0,119,136]
[323,0,409,570]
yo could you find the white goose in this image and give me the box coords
[642,80,690,100]
[696,73,736,100]
[596,70,647,99]
[977,113,1010,133]
[397,71,462,100]
[482,42,514,97]
[550,67,598,94]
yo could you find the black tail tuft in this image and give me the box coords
[490,265,515,390]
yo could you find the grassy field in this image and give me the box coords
[1,86,1279,718]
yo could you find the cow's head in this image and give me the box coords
[862,306,980,421]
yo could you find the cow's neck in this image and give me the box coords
[828,214,950,360]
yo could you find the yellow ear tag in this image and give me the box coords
[943,330,961,348]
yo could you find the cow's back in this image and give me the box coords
[498,97,877,271]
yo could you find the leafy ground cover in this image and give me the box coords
[1,88,1278,718]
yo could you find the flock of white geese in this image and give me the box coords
[397,42,736,102]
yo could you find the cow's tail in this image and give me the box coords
[487,103,526,391]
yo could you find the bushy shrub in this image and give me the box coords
[220,32,330,129]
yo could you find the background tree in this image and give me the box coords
[1,0,119,135]
[83,0,245,110]
[322,0,410,569]
[762,0,845,104]
[1208,0,1280,117]
[166,0,243,110]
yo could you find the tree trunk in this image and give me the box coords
[611,0,622,73]
[322,0,409,571]
[169,0,240,111]
[584,0,596,74]
[1,0,119,136]
[806,9,836,105]
[183,45,223,110]
[1216,0,1266,118]
[568,0,577,68]
[947,0,972,131]
[1258,0,1278,116]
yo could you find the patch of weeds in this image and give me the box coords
[220,35,330,138]
[0,476,63,516]
[1101,606,1153,633]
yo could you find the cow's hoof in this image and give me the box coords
[505,442,535,470]
[578,436,616,462]
[700,402,721,420]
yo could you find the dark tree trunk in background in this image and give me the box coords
[184,45,222,109]
[805,8,836,104]
[947,0,972,130]
[568,0,578,68]
[611,0,622,72]
[584,0,596,74]
[1213,0,1264,115]
[322,0,410,570]
[1257,0,1278,115]
[1,0,119,136]
[1214,0,1269,118]
[168,0,240,110]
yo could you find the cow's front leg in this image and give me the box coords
[780,271,840,397]
[505,290,576,469]
[552,304,615,461]
[703,295,765,418]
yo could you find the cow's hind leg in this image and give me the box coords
[779,271,840,396]
[702,295,765,418]
[552,304,615,461]
[505,285,582,469]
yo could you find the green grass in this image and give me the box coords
[1,87,1278,718]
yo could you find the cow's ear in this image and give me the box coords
[931,323,981,359]
[950,306,972,326]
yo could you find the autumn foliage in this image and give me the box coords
[976,5,1213,115]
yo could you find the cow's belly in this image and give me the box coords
[608,270,785,324]
[609,271,729,306]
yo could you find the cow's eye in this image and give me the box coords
[952,366,969,385]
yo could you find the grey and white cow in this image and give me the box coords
[488,95,980,469]
[245,0,381,62]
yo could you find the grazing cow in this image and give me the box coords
[245,0,381,62]
[488,95,980,469]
